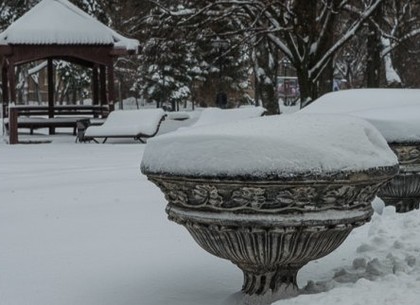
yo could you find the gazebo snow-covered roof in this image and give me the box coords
[0,0,138,51]
[0,0,140,118]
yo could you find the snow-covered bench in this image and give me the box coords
[192,106,266,127]
[84,109,166,143]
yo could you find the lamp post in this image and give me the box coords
[212,38,229,108]
[281,57,291,105]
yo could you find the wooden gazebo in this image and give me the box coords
[0,0,139,139]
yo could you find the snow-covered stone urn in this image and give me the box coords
[300,89,420,213]
[359,106,420,212]
[141,114,398,303]
[378,142,420,212]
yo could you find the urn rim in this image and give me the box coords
[143,164,398,183]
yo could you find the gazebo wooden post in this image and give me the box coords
[8,61,16,105]
[47,58,55,134]
[92,64,99,117]
[107,62,115,112]
[92,66,99,101]
[7,61,18,144]
[9,106,18,144]
[1,63,9,116]
[99,65,107,114]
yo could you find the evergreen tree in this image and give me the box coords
[137,1,250,109]
[0,0,30,30]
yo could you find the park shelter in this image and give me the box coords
[0,0,139,117]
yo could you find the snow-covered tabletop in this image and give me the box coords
[142,114,398,178]
[301,89,420,142]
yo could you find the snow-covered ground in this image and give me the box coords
[1,113,420,305]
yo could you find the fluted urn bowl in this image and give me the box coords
[378,142,420,212]
[141,114,398,303]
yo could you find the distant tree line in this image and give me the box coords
[1,0,420,113]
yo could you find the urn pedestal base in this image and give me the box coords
[240,266,299,296]
[380,196,420,213]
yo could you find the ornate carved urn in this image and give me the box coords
[141,114,398,303]
[145,170,395,300]
[378,142,420,212]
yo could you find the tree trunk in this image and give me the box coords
[259,78,278,114]
[366,4,382,87]
[254,72,261,107]
[297,67,318,109]
[254,40,279,115]
[318,59,334,97]
[298,78,312,108]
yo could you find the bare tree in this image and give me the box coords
[149,0,386,111]
[342,0,420,88]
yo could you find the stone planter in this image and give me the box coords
[141,114,398,303]
[378,142,420,212]
[143,168,396,302]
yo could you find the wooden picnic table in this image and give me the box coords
[6,104,108,144]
